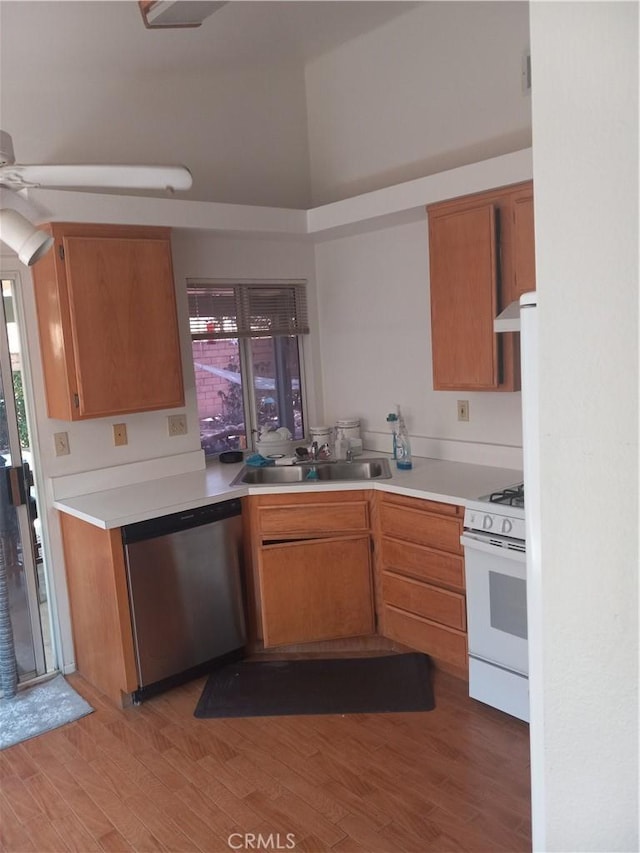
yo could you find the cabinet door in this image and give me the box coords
[512,190,536,298]
[64,235,184,417]
[259,535,374,647]
[59,514,138,705]
[429,204,500,390]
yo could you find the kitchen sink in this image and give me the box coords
[231,457,392,485]
[314,460,392,480]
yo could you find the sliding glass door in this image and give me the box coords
[0,277,52,686]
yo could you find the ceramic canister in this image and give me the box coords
[335,418,361,442]
[310,425,333,449]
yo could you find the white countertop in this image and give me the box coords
[53,454,523,529]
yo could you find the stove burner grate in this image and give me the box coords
[488,484,525,507]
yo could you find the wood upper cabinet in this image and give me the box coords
[428,203,500,390]
[511,186,536,298]
[32,223,185,420]
[427,180,536,391]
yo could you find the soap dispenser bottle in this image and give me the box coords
[334,427,348,461]
[395,406,412,470]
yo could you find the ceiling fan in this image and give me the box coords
[0,130,192,265]
[0,130,193,193]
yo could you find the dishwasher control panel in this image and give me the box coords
[121,498,242,544]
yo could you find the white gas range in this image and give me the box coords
[461,483,529,722]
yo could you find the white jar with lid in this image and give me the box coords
[335,418,360,440]
[310,425,334,451]
[310,425,333,440]
[336,418,362,456]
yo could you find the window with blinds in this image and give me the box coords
[187,279,309,456]
[188,281,309,340]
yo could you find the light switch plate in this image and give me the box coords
[457,400,470,422]
[168,414,187,436]
[54,431,70,456]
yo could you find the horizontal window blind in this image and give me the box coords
[188,280,309,339]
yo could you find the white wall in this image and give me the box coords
[305,1,532,204]
[315,215,524,469]
[529,2,638,849]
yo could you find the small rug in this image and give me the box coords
[194,652,434,718]
[0,674,93,750]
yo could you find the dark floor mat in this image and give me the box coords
[194,652,435,718]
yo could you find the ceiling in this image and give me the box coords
[0,0,422,206]
[0,1,418,76]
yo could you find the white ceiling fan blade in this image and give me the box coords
[0,163,193,192]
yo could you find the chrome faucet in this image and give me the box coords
[309,441,319,461]
[318,442,332,460]
[345,446,353,462]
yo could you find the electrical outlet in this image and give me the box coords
[54,431,70,456]
[457,400,470,422]
[113,423,128,446]
[168,414,187,437]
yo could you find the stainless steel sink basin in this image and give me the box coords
[231,457,392,485]
[315,460,392,481]
[232,466,309,485]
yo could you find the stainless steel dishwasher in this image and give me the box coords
[121,498,246,702]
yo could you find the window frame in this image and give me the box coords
[187,278,310,456]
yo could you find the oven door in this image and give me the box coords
[461,533,528,676]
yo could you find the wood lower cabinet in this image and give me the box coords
[59,513,138,706]
[32,223,184,420]
[376,492,468,673]
[260,535,374,647]
[246,491,375,649]
[427,180,536,392]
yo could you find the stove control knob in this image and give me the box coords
[482,514,493,530]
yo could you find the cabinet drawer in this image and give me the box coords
[259,501,369,537]
[382,571,466,631]
[383,604,468,669]
[381,535,465,591]
[380,492,462,518]
[379,504,462,554]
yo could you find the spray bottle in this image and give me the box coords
[395,405,412,470]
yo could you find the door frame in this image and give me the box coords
[0,264,61,677]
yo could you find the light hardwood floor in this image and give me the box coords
[0,669,531,853]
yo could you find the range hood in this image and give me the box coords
[495,300,521,332]
[139,1,227,28]
[495,293,537,333]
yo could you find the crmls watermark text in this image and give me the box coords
[227,832,296,850]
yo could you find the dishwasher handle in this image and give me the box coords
[122,498,242,544]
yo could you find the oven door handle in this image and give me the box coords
[460,532,526,562]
